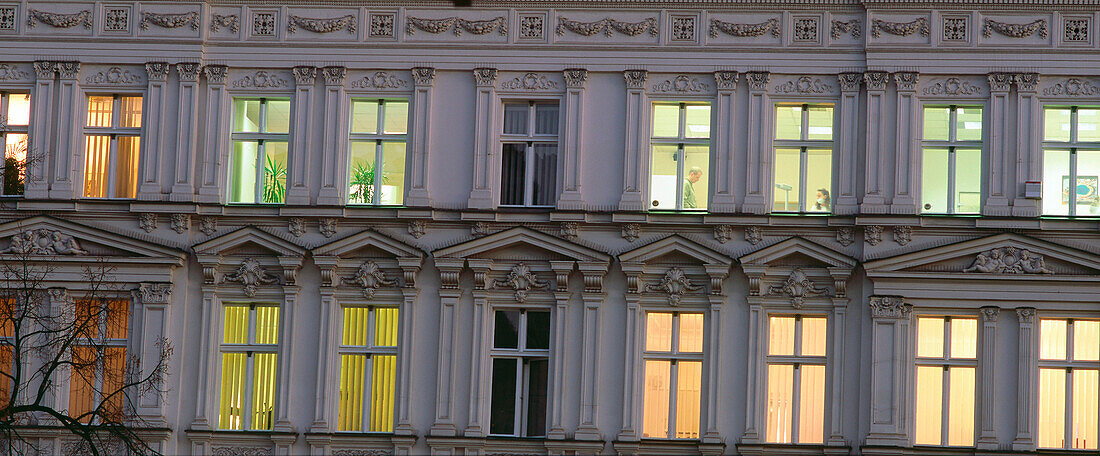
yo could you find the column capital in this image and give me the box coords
[623,69,648,89]
[563,68,588,89]
[56,61,79,80]
[988,72,1013,93]
[863,70,889,91]
[203,64,228,85]
[145,62,170,82]
[838,72,862,92]
[473,67,497,87]
[893,71,919,92]
[292,65,317,86]
[322,66,346,86]
[714,70,738,91]
[744,70,769,92]
[177,62,201,82]
[33,60,56,79]
[1014,72,1039,93]
[411,66,435,87]
[1015,307,1036,324]
[981,306,1000,322]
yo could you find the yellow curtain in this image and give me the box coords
[82,135,110,198]
[218,352,246,430]
[369,354,396,432]
[68,346,95,424]
[338,354,365,431]
[251,353,277,430]
[114,137,140,198]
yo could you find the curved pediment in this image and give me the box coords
[312,229,424,260]
[618,235,732,266]
[433,227,610,263]
[0,215,184,261]
[193,226,308,258]
[864,233,1100,276]
[738,237,856,269]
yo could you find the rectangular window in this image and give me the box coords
[921,106,983,214]
[650,102,710,210]
[68,299,129,424]
[489,309,550,436]
[766,315,827,444]
[500,102,559,207]
[642,312,703,439]
[348,99,407,205]
[230,98,290,204]
[1038,318,1099,450]
[0,92,30,196]
[219,304,280,431]
[1043,106,1100,216]
[913,316,978,446]
[83,95,141,198]
[773,104,833,213]
[336,306,398,432]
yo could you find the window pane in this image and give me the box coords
[526,358,549,437]
[229,141,258,203]
[765,364,793,443]
[1040,319,1068,360]
[262,142,288,204]
[347,141,376,205]
[923,107,950,141]
[917,317,945,358]
[806,105,833,140]
[526,311,550,350]
[500,143,526,206]
[914,365,943,445]
[649,145,678,210]
[534,103,559,135]
[1075,150,1100,216]
[82,135,111,198]
[646,312,673,352]
[68,346,95,423]
[955,149,982,214]
[799,364,826,444]
[652,104,680,138]
[218,352,247,430]
[683,145,708,210]
[955,107,982,141]
[675,361,702,439]
[1042,149,1071,215]
[805,149,832,212]
[1045,107,1072,142]
[351,100,379,134]
[234,99,261,133]
[1074,320,1100,361]
[951,318,978,359]
[252,353,278,430]
[678,313,704,353]
[383,100,409,135]
[1079,108,1100,142]
[494,310,520,349]
[775,105,802,140]
[3,133,27,196]
[105,299,130,339]
[642,360,671,438]
[100,346,126,422]
[801,317,827,357]
[374,307,399,347]
[255,306,279,344]
[503,103,528,135]
[265,100,291,134]
[684,104,711,139]
[341,306,369,346]
[532,143,557,206]
[223,306,249,344]
[380,141,406,205]
[1072,369,1099,450]
[769,316,795,356]
[0,346,12,407]
[1038,368,1066,448]
[947,367,975,446]
[489,358,518,435]
[6,94,30,125]
[119,96,142,128]
[337,354,365,431]
[774,148,801,212]
[369,354,397,432]
[114,136,140,198]
[86,96,113,127]
[922,148,949,213]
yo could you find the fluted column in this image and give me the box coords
[405,67,435,207]
[170,63,201,201]
[1012,307,1037,451]
[710,70,739,213]
[1012,74,1040,217]
[285,66,316,205]
[197,65,230,203]
[49,61,79,199]
[317,66,348,205]
[984,73,1013,216]
[740,71,770,214]
[617,69,648,212]
[24,61,55,199]
[891,72,919,214]
[557,68,588,210]
[861,71,890,213]
[834,73,862,214]
[137,62,170,200]
[467,67,498,209]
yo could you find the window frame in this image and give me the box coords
[336,304,399,433]
[68,297,131,424]
[648,101,712,211]
[771,102,835,214]
[0,91,30,197]
[498,100,561,208]
[488,307,551,437]
[82,93,143,199]
[1036,317,1100,450]
[920,104,984,215]
[1041,105,1100,217]
[229,97,291,205]
[764,312,829,445]
[641,310,705,440]
[911,314,980,447]
[347,97,409,206]
[218,302,280,431]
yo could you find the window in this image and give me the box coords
[913,316,977,446]
[921,106,983,214]
[490,309,550,437]
[650,102,710,210]
[1038,318,1099,450]
[0,299,12,408]
[773,104,833,213]
[336,306,398,432]
[83,95,141,198]
[642,312,703,439]
[765,315,826,444]
[500,102,558,207]
[219,304,279,431]
[348,99,407,205]
[1043,106,1100,216]
[230,98,290,204]
[0,92,30,196]
[69,299,129,423]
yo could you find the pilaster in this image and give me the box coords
[702,289,726,443]
[546,261,575,440]
[463,259,492,438]
[1012,73,1040,217]
[310,260,337,433]
[861,71,890,213]
[134,283,173,426]
[740,298,764,443]
[890,72,919,214]
[138,62,170,200]
[557,68,588,210]
[285,66,316,205]
[197,65,230,204]
[317,66,348,205]
[834,73,862,214]
[827,298,848,447]
[976,306,999,449]
[576,265,606,441]
[467,67,498,209]
[617,69,649,212]
[984,73,1013,216]
[741,71,770,214]
[49,61,80,199]
[170,62,202,201]
[272,283,300,434]
[1012,307,1036,451]
[864,295,912,447]
[405,67,435,207]
[190,285,219,430]
[25,61,55,199]
[710,70,739,213]
[430,257,464,437]
[616,275,643,441]
[395,258,422,435]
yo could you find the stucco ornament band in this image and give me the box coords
[86,67,141,85]
[342,261,397,298]
[210,14,239,33]
[1,229,88,255]
[652,75,709,93]
[983,18,1047,38]
[556,17,658,37]
[1043,78,1100,96]
[406,16,507,36]
[923,77,982,96]
[492,263,551,303]
[223,258,280,297]
[963,247,1054,274]
[774,76,832,94]
[287,14,356,34]
[646,267,702,305]
[234,71,288,89]
[768,268,829,308]
[831,19,861,39]
[871,17,928,38]
[501,73,559,91]
[350,71,407,89]
[140,11,199,31]
[27,9,92,29]
[709,18,779,38]
[0,64,30,81]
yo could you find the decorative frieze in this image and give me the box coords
[651,75,709,93]
[140,11,199,31]
[85,67,141,85]
[27,9,92,29]
[350,71,407,89]
[773,76,832,94]
[963,247,1053,274]
[500,73,559,91]
[922,77,981,96]
[210,14,239,33]
[0,64,30,81]
[223,258,279,297]
[983,18,1047,38]
[830,19,861,39]
[233,71,288,89]
[557,16,658,37]
[1042,78,1100,96]
[407,16,507,36]
[342,261,397,298]
[871,17,928,38]
[709,18,779,38]
[287,14,356,34]
[1,229,88,255]
[869,295,910,318]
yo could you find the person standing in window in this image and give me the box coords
[682,167,702,209]
[812,189,831,212]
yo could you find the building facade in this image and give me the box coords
[0,0,1098,455]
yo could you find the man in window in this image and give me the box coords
[683,167,702,209]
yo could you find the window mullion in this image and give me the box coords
[520,359,531,436]
[525,141,535,206]
[799,147,808,212]
[513,356,523,436]
[362,351,373,432]
[801,104,809,142]
[374,140,383,205]
[791,362,802,443]
[948,106,958,143]
[947,147,957,214]
[256,141,267,203]
[941,365,951,446]
[244,352,255,430]
[668,356,678,438]
[1070,148,1079,217]
[1063,368,1073,449]
[675,145,685,210]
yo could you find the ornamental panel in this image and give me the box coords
[285,8,359,42]
[552,11,658,44]
[404,10,508,43]
[978,14,1052,45]
[706,12,781,46]
[869,13,931,45]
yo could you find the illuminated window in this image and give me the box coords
[0,299,12,408]
[490,309,550,436]
[650,102,710,211]
[913,316,978,446]
[774,104,833,213]
[0,92,30,196]
[348,99,407,205]
[1038,318,1099,450]
[229,98,290,204]
[219,304,279,431]
[500,101,559,207]
[83,95,142,198]
[921,106,983,214]
[336,306,398,432]
[1042,106,1100,216]
[765,315,826,444]
[68,299,129,424]
[642,312,703,439]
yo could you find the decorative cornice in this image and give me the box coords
[651,74,709,93]
[140,11,199,31]
[774,76,832,94]
[709,18,780,38]
[500,72,560,91]
[27,9,92,29]
[831,19,861,39]
[1042,77,1100,96]
[351,71,406,89]
[473,67,498,87]
[287,14,356,34]
[922,77,982,96]
[623,69,648,89]
[871,17,929,38]
[85,67,141,85]
[145,62,170,82]
[963,246,1053,274]
[233,70,288,89]
[407,16,507,36]
[563,68,588,89]
[983,18,1047,38]
[210,14,239,33]
[557,16,658,37]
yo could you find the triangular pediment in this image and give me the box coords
[433,227,609,263]
[739,237,856,268]
[312,229,424,259]
[193,226,307,257]
[0,215,184,260]
[864,233,1100,275]
[618,235,732,266]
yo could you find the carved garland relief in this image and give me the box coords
[557,17,658,37]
